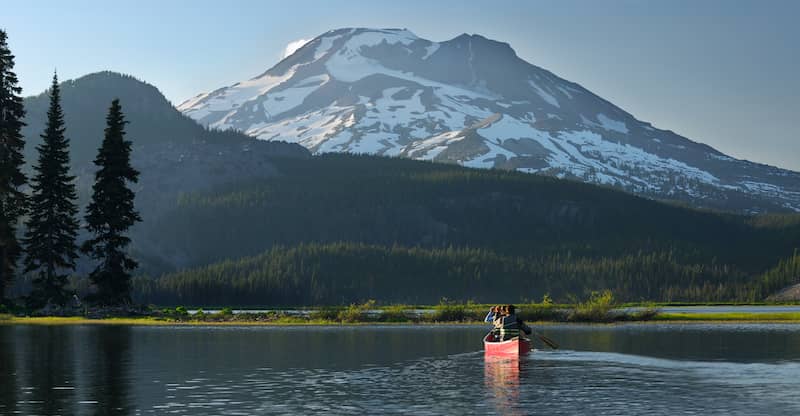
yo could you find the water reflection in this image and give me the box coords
[0,325,133,415]
[89,326,132,415]
[24,326,76,414]
[484,357,522,415]
[0,326,16,414]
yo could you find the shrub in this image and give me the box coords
[175,306,189,316]
[379,304,412,322]
[309,306,341,321]
[517,304,565,322]
[337,300,376,323]
[569,290,616,322]
[426,299,477,322]
[541,294,553,306]
[194,308,206,320]
[219,307,234,316]
[628,302,661,321]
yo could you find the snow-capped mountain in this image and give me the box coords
[179,28,800,212]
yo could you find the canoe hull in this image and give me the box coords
[484,334,532,358]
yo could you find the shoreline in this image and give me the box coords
[3,313,800,326]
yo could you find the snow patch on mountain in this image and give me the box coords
[405,130,465,160]
[260,74,328,117]
[596,114,629,134]
[284,39,311,58]
[529,81,559,108]
[422,43,440,59]
[314,34,341,60]
[178,69,297,125]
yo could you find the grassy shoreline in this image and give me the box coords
[4,295,800,326]
[3,311,800,326]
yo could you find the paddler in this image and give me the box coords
[491,304,533,341]
[484,305,504,340]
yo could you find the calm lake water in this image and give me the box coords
[1,324,799,415]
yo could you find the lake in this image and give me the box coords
[1,324,799,415]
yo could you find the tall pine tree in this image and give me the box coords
[83,99,140,305]
[0,29,27,303]
[24,73,80,307]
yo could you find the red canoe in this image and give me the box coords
[484,333,532,358]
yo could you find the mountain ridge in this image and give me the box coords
[178,27,800,213]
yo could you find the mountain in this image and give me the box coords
[19,72,309,276]
[178,28,800,213]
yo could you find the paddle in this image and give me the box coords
[533,331,559,349]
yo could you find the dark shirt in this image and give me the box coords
[485,311,532,335]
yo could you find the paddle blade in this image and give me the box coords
[536,332,559,349]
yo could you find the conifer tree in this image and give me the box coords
[0,29,27,303]
[23,73,80,307]
[82,99,140,305]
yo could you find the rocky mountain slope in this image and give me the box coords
[179,28,800,213]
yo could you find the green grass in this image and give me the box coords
[655,312,800,321]
[619,301,800,307]
[1,316,166,325]
[0,315,474,326]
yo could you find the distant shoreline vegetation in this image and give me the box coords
[4,310,800,325]
[3,295,800,325]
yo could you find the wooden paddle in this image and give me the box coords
[533,331,559,349]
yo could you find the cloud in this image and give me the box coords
[283,38,311,58]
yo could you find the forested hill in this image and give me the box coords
[135,154,800,304]
[137,244,800,305]
[16,72,310,278]
[23,71,206,167]
[22,71,307,167]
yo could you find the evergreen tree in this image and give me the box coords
[23,73,80,307]
[82,99,140,305]
[0,29,27,303]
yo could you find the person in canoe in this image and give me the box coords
[484,305,502,341]
[484,305,503,334]
[485,304,532,341]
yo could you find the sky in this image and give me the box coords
[3,0,799,171]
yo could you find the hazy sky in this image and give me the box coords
[4,0,798,170]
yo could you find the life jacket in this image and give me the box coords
[493,314,520,339]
